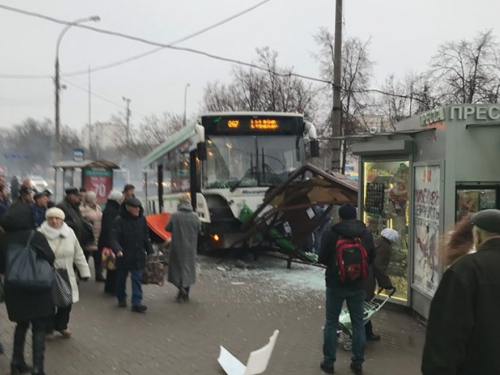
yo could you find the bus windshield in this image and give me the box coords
[203,135,303,189]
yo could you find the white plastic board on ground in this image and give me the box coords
[218,330,280,375]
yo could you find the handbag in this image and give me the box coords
[142,258,165,286]
[52,268,72,307]
[6,231,54,290]
[101,247,116,271]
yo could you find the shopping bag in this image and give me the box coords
[142,258,165,286]
[52,268,72,308]
[101,248,116,271]
[6,232,54,290]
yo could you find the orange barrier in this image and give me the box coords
[146,213,172,241]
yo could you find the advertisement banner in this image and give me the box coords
[83,169,113,207]
[413,166,440,296]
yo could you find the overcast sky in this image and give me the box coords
[1,0,499,132]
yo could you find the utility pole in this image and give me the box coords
[88,65,92,159]
[331,0,343,173]
[122,97,131,145]
[53,16,101,165]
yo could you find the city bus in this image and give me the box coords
[142,112,319,249]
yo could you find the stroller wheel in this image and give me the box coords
[342,336,353,351]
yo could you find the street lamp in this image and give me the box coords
[183,83,190,126]
[54,15,100,162]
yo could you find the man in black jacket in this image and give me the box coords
[318,204,375,375]
[422,209,500,375]
[110,198,153,313]
[57,187,85,244]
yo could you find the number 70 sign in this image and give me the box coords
[83,169,113,206]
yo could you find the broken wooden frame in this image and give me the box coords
[230,164,358,267]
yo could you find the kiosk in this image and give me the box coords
[344,104,500,319]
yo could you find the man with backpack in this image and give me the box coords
[318,203,375,375]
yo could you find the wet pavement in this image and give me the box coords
[0,255,425,375]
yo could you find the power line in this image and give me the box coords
[60,78,123,109]
[64,0,272,77]
[0,73,51,79]
[0,3,330,84]
[0,3,430,104]
[0,0,272,78]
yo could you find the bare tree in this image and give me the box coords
[203,47,317,116]
[432,30,500,104]
[313,28,374,171]
[0,118,80,175]
[110,112,186,158]
[376,73,439,130]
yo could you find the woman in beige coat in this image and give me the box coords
[39,208,91,340]
[81,191,105,281]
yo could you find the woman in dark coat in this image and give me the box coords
[98,191,123,295]
[364,228,398,341]
[0,199,55,375]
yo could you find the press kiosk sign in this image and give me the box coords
[83,169,113,207]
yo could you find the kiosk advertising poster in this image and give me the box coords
[83,169,113,207]
[413,165,441,296]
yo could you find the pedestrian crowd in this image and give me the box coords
[0,181,200,375]
[0,173,496,375]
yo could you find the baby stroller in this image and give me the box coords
[337,287,396,351]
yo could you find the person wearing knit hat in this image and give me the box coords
[166,192,200,303]
[39,205,91,341]
[422,209,500,374]
[46,207,65,220]
[364,228,399,341]
[338,203,357,220]
[318,203,375,375]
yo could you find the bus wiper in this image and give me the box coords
[229,152,255,192]
[229,166,255,192]
[261,147,282,185]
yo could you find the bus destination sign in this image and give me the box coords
[203,115,303,135]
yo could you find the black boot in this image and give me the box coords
[176,289,183,303]
[11,324,31,375]
[182,287,190,302]
[32,328,46,375]
[95,265,106,282]
[365,320,380,341]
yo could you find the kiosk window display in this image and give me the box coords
[456,187,499,221]
[363,161,409,301]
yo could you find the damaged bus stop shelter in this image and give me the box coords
[231,164,358,267]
